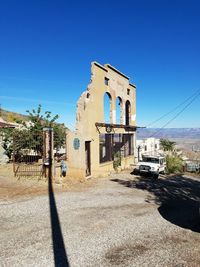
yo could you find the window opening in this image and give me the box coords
[104,92,112,123]
[99,134,133,163]
[125,100,131,125]
[104,77,109,86]
[116,97,122,124]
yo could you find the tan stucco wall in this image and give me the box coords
[67,62,137,178]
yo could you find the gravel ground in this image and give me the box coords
[1,172,200,267]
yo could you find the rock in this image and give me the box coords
[0,145,9,164]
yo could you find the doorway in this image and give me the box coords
[85,141,91,177]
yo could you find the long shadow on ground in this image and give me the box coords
[48,173,70,266]
[111,175,200,232]
[47,130,69,267]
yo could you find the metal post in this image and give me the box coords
[137,145,141,162]
[43,128,54,180]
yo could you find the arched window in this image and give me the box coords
[116,97,122,124]
[125,100,131,126]
[104,92,112,123]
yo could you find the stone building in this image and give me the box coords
[67,62,137,178]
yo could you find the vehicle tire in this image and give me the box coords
[162,168,167,175]
[133,169,139,175]
[153,173,159,179]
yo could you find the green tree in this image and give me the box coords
[0,105,66,159]
[26,104,59,131]
[160,139,176,152]
[26,104,65,150]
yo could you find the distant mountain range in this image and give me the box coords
[1,108,199,139]
[137,128,200,139]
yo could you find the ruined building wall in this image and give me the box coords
[67,62,137,178]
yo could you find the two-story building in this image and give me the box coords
[66,62,137,178]
[136,137,162,161]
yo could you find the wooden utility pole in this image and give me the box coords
[43,128,54,179]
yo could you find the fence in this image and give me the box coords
[13,130,44,178]
[184,160,200,173]
[11,127,67,179]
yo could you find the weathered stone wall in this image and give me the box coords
[67,62,137,178]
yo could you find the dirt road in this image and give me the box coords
[1,172,200,267]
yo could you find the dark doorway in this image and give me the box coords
[85,141,91,177]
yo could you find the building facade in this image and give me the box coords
[67,62,137,178]
[136,138,161,161]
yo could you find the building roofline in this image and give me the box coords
[92,61,108,72]
[129,83,136,88]
[92,62,135,84]
[105,64,129,80]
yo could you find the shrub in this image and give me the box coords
[113,151,121,170]
[166,154,183,174]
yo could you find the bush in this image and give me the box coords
[166,155,183,174]
[113,151,121,170]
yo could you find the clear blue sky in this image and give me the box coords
[0,0,200,129]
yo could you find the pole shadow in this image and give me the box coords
[48,173,70,266]
[111,175,200,232]
[47,130,70,267]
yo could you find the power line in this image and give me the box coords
[146,88,200,127]
[149,89,200,138]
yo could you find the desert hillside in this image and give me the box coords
[0,109,28,123]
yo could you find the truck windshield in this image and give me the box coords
[142,157,159,163]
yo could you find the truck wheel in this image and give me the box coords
[153,173,159,179]
[161,168,167,175]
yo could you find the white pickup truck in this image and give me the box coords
[133,155,166,179]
